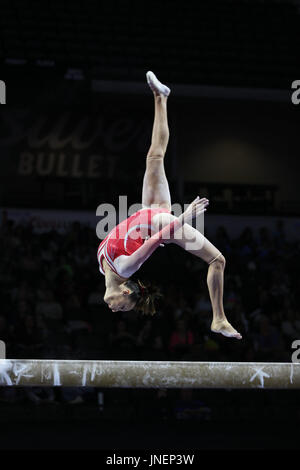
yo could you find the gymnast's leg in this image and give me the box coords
[142,72,171,211]
[152,212,242,339]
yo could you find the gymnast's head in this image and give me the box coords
[104,279,161,315]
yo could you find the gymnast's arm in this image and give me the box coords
[114,197,209,278]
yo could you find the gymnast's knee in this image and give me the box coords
[146,147,165,160]
[209,253,226,269]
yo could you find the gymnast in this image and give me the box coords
[97,71,242,339]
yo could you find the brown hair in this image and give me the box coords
[125,279,162,316]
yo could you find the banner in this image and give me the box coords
[0,108,151,180]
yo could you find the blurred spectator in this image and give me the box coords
[109,319,137,358]
[169,319,195,357]
[14,314,44,358]
[0,314,13,346]
[281,309,300,339]
[35,290,63,325]
[194,293,211,314]
[137,319,155,348]
[254,316,284,361]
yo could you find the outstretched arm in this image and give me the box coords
[115,197,209,278]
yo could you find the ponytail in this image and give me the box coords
[125,279,162,316]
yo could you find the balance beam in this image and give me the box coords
[0,360,299,389]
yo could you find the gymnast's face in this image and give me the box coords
[104,287,136,312]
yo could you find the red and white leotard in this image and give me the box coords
[97,207,170,277]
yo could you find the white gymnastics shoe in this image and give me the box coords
[146,71,171,97]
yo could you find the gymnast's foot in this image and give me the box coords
[146,71,171,97]
[211,318,242,340]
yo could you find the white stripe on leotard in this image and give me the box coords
[98,237,116,274]
[124,224,155,251]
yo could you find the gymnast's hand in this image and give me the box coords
[181,196,209,225]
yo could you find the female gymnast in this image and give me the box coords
[97,71,242,339]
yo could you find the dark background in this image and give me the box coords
[1,0,300,451]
